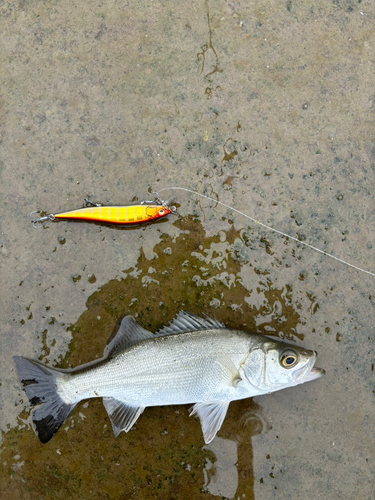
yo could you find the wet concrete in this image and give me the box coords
[1,0,374,499]
[2,217,273,499]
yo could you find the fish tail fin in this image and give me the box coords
[13,356,77,443]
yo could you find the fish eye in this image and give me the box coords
[280,350,298,368]
[158,209,165,215]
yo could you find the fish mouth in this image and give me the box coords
[302,366,325,382]
[294,352,325,383]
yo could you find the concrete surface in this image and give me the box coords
[0,0,374,499]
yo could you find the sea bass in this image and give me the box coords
[13,311,325,444]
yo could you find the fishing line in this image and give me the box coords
[158,186,375,278]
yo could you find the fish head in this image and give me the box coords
[146,205,172,220]
[241,339,325,394]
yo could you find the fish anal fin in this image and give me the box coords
[156,311,225,336]
[190,401,230,444]
[103,397,145,437]
[104,316,154,358]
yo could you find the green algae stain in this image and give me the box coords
[2,216,301,500]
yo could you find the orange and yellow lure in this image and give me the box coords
[30,196,176,228]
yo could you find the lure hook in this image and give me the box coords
[161,195,177,215]
[165,196,177,214]
[83,195,102,207]
[141,192,177,214]
[30,211,55,228]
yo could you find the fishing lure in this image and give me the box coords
[30,195,176,228]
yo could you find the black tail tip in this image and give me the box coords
[13,355,76,444]
[34,415,65,444]
[32,402,76,444]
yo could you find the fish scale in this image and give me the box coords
[61,329,252,406]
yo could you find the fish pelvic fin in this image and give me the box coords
[13,356,76,444]
[103,397,145,437]
[190,401,230,444]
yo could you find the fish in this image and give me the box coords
[13,311,325,444]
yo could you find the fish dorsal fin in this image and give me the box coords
[190,401,230,444]
[104,316,154,358]
[156,311,225,336]
[102,397,145,437]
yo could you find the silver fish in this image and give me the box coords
[13,311,325,444]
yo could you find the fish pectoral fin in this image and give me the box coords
[104,316,154,358]
[189,401,230,444]
[103,397,145,437]
[214,355,242,388]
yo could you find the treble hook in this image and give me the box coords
[83,195,102,207]
[161,194,177,215]
[165,196,177,214]
[141,191,162,205]
[141,192,177,215]
[30,211,55,228]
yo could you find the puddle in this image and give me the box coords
[203,437,239,498]
[1,215,300,499]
